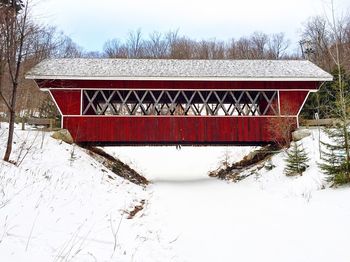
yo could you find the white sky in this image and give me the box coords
[32,0,350,52]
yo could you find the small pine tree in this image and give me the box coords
[284,142,309,176]
[320,123,350,185]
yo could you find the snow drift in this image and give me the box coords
[1,123,350,262]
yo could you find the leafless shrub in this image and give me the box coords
[54,222,93,262]
[16,130,39,166]
[268,116,296,149]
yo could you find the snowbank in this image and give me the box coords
[0,124,173,261]
[1,123,350,262]
[106,128,350,262]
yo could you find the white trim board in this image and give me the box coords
[26,75,333,82]
[40,87,319,91]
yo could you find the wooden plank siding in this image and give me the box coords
[279,91,309,115]
[50,90,81,115]
[63,116,297,145]
[42,80,316,145]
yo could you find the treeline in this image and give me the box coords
[300,15,350,119]
[61,17,350,75]
[102,30,291,60]
[64,30,292,60]
[301,16,350,73]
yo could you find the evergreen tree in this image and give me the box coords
[284,142,309,176]
[301,68,350,119]
[320,123,350,185]
[319,68,350,185]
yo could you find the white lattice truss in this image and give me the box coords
[82,90,279,116]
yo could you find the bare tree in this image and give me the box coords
[103,38,128,58]
[165,29,179,58]
[126,28,144,58]
[301,16,334,71]
[57,36,83,58]
[235,37,251,59]
[250,32,269,59]
[209,40,225,59]
[144,31,168,58]
[225,38,236,59]
[268,33,289,59]
[0,1,71,161]
[196,39,225,59]
[0,0,31,161]
[169,36,196,59]
[196,40,210,59]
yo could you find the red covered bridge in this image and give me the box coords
[26,59,332,145]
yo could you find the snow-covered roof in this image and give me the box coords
[26,58,333,81]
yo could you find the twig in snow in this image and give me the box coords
[15,132,30,165]
[0,215,8,244]
[110,212,124,259]
[69,144,78,167]
[25,212,39,251]
[16,131,39,167]
[87,252,98,262]
[67,224,95,262]
[54,222,85,262]
[169,235,180,244]
[54,220,94,262]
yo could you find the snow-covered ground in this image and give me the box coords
[1,123,350,261]
[105,145,255,181]
[0,123,173,261]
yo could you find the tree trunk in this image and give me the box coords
[343,120,350,179]
[3,78,18,161]
[2,2,27,162]
[3,107,15,161]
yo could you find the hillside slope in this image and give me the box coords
[0,123,174,261]
[1,123,350,262]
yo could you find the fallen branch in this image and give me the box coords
[82,146,149,186]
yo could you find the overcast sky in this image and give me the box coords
[32,0,349,53]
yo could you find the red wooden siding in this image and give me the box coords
[279,91,308,115]
[51,90,81,115]
[39,78,317,145]
[63,116,297,145]
[39,80,319,91]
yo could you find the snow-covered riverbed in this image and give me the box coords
[1,123,350,261]
[105,133,350,262]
